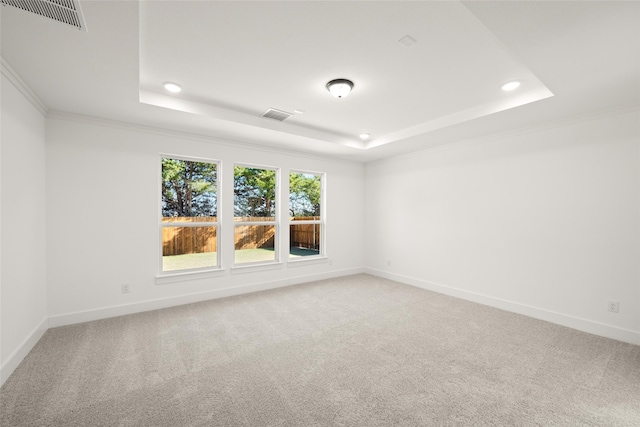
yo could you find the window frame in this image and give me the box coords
[232,163,280,267]
[158,154,222,276]
[288,170,325,262]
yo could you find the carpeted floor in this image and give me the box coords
[1,274,639,426]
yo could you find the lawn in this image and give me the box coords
[162,247,320,271]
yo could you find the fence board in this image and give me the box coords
[234,224,275,250]
[290,224,321,250]
[162,225,217,256]
[162,217,321,255]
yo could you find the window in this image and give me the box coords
[160,156,219,272]
[234,165,278,265]
[289,171,323,258]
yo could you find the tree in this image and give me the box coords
[162,158,217,217]
[234,166,276,217]
[289,172,321,217]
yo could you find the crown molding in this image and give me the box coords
[46,110,365,166]
[1,57,49,116]
[367,104,640,165]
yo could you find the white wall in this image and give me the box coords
[0,73,48,384]
[3,61,637,388]
[45,116,365,325]
[365,109,640,344]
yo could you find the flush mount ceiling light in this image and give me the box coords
[163,82,182,93]
[502,81,521,91]
[359,133,371,140]
[326,79,354,98]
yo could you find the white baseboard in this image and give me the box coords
[49,267,364,328]
[365,268,640,346]
[0,317,49,387]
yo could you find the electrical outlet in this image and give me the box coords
[122,284,130,294]
[607,300,619,313]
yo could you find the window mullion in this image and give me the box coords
[162,221,219,228]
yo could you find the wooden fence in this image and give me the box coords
[162,217,217,256]
[162,217,320,255]
[290,217,321,251]
[234,222,275,250]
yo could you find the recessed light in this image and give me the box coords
[359,133,371,140]
[163,82,182,93]
[294,109,305,114]
[398,35,417,48]
[502,81,521,91]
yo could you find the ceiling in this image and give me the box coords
[1,1,638,162]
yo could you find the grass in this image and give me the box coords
[289,247,320,257]
[162,252,217,271]
[162,247,320,271]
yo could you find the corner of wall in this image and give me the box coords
[1,59,50,388]
[0,58,48,116]
[0,317,48,387]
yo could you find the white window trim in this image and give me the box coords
[233,164,280,267]
[230,261,284,274]
[288,170,325,261]
[155,267,225,285]
[159,154,221,277]
[286,256,328,266]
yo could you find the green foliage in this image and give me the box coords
[234,166,276,217]
[162,158,217,217]
[289,172,321,217]
[162,163,319,219]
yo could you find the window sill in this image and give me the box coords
[287,256,328,267]
[231,261,284,274]
[156,268,225,285]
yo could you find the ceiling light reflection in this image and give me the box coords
[502,81,521,91]
[163,82,182,93]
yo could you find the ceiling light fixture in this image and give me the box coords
[501,81,520,91]
[326,79,354,98]
[359,133,371,140]
[163,82,182,93]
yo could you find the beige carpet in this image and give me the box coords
[1,274,639,426]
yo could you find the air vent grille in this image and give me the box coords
[262,108,293,122]
[2,0,87,31]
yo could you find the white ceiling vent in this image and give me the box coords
[262,108,293,122]
[2,0,87,31]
